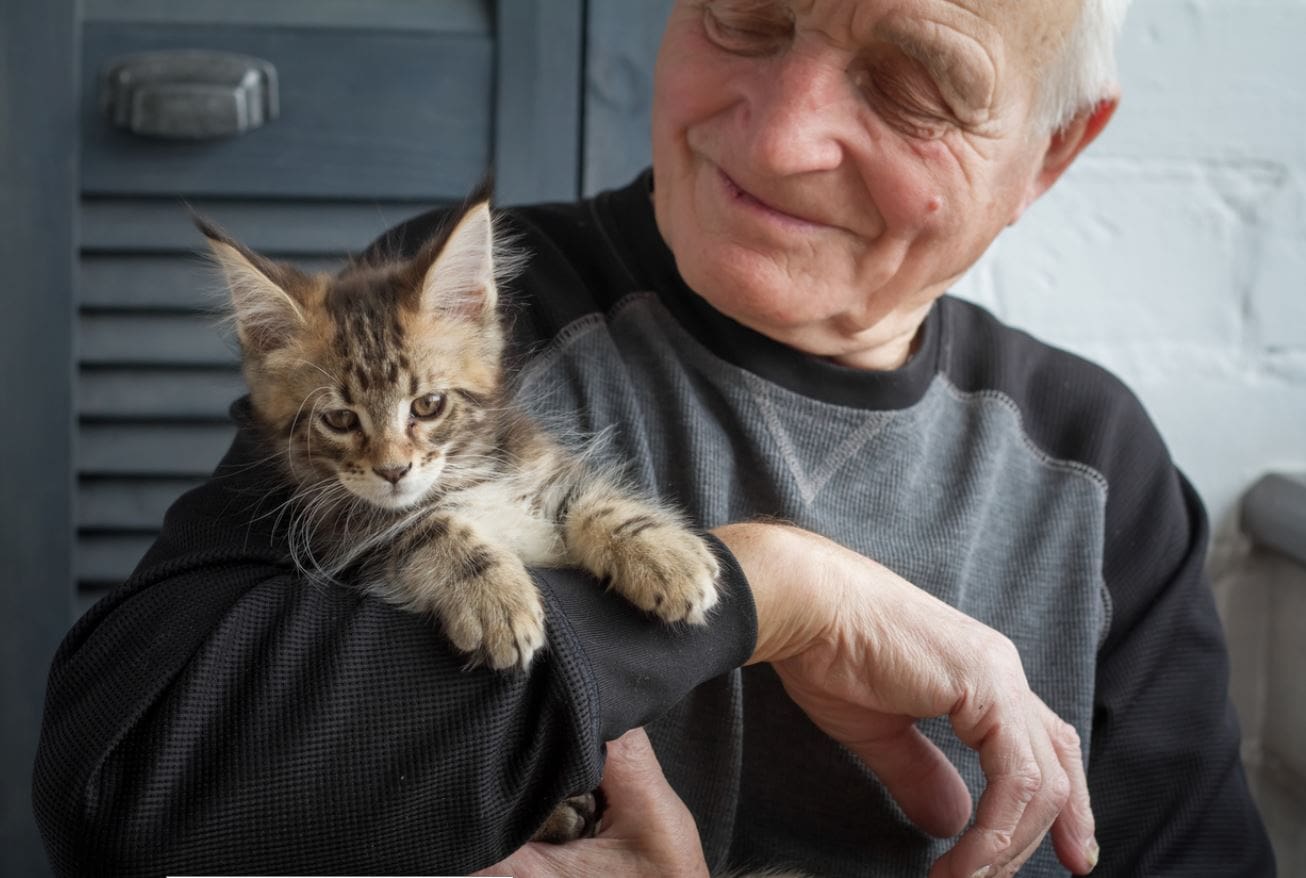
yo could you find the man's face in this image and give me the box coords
[651,0,1083,368]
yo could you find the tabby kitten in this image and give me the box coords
[200,198,720,671]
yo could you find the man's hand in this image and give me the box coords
[716,523,1100,878]
[473,727,708,878]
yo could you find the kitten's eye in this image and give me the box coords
[411,392,447,420]
[321,409,359,432]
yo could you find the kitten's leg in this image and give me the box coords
[559,479,720,625]
[382,515,546,671]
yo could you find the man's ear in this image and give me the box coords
[1013,93,1119,222]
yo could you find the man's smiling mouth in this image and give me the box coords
[716,166,829,231]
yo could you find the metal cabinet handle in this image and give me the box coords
[100,50,279,140]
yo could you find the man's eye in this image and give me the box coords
[856,65,951,141]
[321,409,359,432]
[702,3,792,55]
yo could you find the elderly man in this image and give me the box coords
[34,0,1272,875]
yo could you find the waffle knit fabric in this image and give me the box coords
[34,171,1273,876]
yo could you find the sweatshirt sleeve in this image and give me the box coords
[1089,433,1274,874]
[32,414,756,877]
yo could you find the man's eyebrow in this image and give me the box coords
[872,16,998,119]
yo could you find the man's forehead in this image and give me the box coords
[772,0,1081,61]
[728,0,1081,121]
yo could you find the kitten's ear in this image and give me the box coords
[196,217,308,354]
[417,201,497,320]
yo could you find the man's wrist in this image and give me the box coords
[710,522,826,666]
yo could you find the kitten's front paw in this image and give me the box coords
[572,507,721,625]
[441,561,546,671]
[624,526,721,625]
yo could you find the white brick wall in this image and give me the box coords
[954,1,1306,865]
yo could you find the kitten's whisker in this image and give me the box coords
[286,386,335,478]
[219,445,288,473]
[294,359,343,387]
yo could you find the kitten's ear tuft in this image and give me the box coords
[196,216,308,354]
[417,201,497,320]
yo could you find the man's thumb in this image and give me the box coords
[600,727,673,814]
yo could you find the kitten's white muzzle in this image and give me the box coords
[346,465,441,511]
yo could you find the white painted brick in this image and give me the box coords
[1100,1,1306,163]
[1247,175,1306,351]
[964,159,1284,351]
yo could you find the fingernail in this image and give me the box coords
[1085,836,1100,870]
[970,867,993,878]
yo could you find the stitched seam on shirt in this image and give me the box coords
[609,290,662,323]
[516,292,667,397]
[740,370,818,505]
[935,375,1111,495]
[516,313,610,395]
[934,375,1113,650]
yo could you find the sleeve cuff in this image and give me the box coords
[534,533,755,741]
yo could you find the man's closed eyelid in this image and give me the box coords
[873,15,999,124]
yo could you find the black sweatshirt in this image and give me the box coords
[34,172,1274,876]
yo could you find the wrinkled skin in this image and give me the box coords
[652,0,1111,369]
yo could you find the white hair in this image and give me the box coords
[1035,0,1132,133]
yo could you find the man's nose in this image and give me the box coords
[373,463,412,485]
[743,50,849,175]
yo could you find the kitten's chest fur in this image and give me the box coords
[430,458,568,567]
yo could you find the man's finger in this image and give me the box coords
[848,723,972,838]
[930,712,1062,877]
[1043,711,1098,874]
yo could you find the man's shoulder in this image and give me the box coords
[937,295,1170,483]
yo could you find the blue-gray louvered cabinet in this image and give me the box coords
[0,1,672,873]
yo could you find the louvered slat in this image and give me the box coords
[77,533,160,584]
[80,313,239,366]
[79,368,245,420]
[78,477,206,529]
[80,422,238,477]
[80,253,343,309]
[81,199,433,254]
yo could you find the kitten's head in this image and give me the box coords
[201,199,518,512]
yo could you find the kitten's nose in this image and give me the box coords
[373,463,412,485]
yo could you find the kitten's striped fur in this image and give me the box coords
[201,198,720,672]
